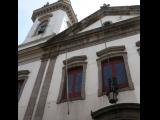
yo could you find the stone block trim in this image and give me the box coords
[33,56,57,120]
[23,59,48,120]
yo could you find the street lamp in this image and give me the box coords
[107,77,118,104]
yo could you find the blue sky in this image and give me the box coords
[18,0,140,45]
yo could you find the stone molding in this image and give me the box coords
[91,103,140,120]
[18,70,30,78]
[23,60,48,120]
[45,16,140,49]
[47,5,139,36]
[96,45,126,57]
[33,56,57,120]
[38,13,53,22]
[18,34,55,49]
[63,55,87,65]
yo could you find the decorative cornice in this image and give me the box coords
[18,16,139,63]
[18,70,30,76]
[31,1,78,24]
[59,0,71,4]
[38,13,53,21]
[91,103,140,119]
[18,34,55,49]
[45,16,140,49]
[63,55,87,65]
[18,70,30,80]
[96,45,126,57]
[50,5,139,36]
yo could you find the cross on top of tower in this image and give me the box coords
[43,2,50,7]
[59,0,71,4]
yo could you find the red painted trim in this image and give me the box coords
[63,66,83,99]
[101,56,128,93]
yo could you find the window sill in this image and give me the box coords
[57,96,85,104]
[98,86,134,97]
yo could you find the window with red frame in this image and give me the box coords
[101,56,129,95]
[62,66,83,100]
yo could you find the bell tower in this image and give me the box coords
[22,0,77,45]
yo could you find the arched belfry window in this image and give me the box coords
[18,70,30,101]
[96,45,134,97]
[35,20,48,35]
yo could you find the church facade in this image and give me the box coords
[18,0,140,120]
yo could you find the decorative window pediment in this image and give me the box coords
[63,55,87,65]
[38,13,53,22]
[57,55,87,104]
[96,45,126,57]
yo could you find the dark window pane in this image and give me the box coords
[101,56,129,93]
[102,63,112,94]
[62,66,83,100]
[37,22,48,35]
[103,21,112,26]
[115,63,128,88]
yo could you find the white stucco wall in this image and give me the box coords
[79,15,138,33]
[59,17,68,33]
[18,60,41,120]
[42,34,140,120]
[23,10,71,44]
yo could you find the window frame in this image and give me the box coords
[96,45,134,97]
[35,20,48,35]
[33,13,53,36]
[136,41,140,55]
[18,70,30,101]
[102,21,112,26]
[57,55,87,104]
